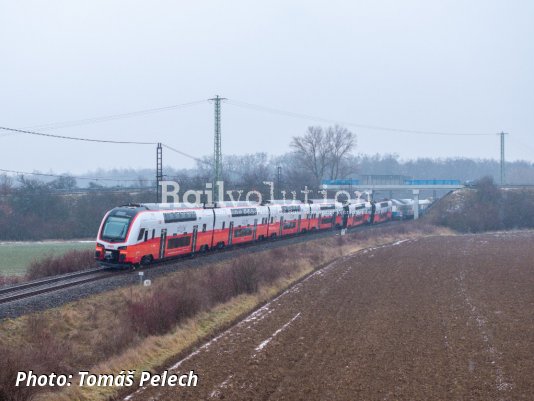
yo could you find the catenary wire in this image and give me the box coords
[0,126,156,145]
[226,99,495,136]
[22,100,208,131]
[0,168,148,182]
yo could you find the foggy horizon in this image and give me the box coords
[1,1,533,175]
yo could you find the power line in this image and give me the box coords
[0,126,156,145]
[226,99,495,136]
[0,124,212,175]
[162,144,250,179]
[22,100,208,131]
[0,168,149,182]
[0,188,156,198]
[509,136,534,155]
[161,143,211,165]
[0,125,210,164]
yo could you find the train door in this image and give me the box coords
[191,225,198,253]
[228,221,234,245]
[332,211,337,229]
[279,216,284,236]
[266,207,272,237]
[210,209,216,249]
[297,215,301,232]
[159,229,167,259]
[253,219,258,240]
[342,206,349,228]
[370,202,376,224]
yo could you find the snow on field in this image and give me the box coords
[457,269,513,392]
[253,312,301,355]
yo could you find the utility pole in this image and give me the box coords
[277,166,282,198]
[209,95,226,201]
[499,132,508,186]
[156,142,163,203]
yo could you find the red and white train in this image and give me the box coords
[95,199,393,268]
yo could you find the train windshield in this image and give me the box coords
[101,216,131,242]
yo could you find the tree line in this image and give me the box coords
[2,124,534,239]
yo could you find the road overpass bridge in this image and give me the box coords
[321,179,464,220]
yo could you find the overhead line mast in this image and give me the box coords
[499,132,508,186]
[209,95,226,202]
[156,142,163,202]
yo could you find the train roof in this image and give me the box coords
[139,202,203,210]
[263,199,304,205]
[307,198,340,204]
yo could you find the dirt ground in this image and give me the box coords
[124,232,534,401]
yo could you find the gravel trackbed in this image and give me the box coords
[125,232,534,401]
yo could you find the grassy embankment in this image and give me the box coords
[0,222,450,401]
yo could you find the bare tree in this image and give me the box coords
[0,174,13,195]
[326,125,356,179]
[48,175,77,190]
[290,126,330,187]
[291,125,356,187]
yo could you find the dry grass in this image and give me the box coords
[0,275,23,287]
[0,222,448,401]
[26,249,97,280]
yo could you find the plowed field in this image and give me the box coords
[125,232,534,401]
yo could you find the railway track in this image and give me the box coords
[0,267,115,305]
[0,221,401,309]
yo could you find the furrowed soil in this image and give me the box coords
[125,232,534,401]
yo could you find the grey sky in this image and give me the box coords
[1,0,533,175]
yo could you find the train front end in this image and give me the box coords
[95,205,143,268]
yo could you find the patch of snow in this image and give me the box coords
[253,312,301,355]
[210,374,233,398]
[457,270,513,392]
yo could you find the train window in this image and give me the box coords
[152,229,155,239]
[202,224,206,232]
[163,211,197,223]
[144,231,148,242]
[321,216,334,224]
[222,221,225,230]
[137,228,145,241]
[281,205,301,213]
[230,208,257,217]
[283,221,296,230]
[270,217,274,224]
[167,236,191,249]
[234,227,253,237]
[101,216,132,242]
